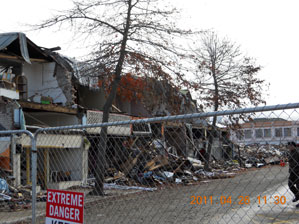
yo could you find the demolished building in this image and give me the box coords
[0,32,232,193]
[0,32,156,190]
[0,32,87,189]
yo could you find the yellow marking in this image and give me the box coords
[26,148,31,185]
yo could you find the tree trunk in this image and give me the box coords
[204,115,217,171]
[91,0,133,196]
[204,63,219,171]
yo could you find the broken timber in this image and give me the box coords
[19,101,77,114]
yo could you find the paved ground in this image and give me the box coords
[78,166,299,224]
[83,165,298,223]
[2,165,298,224]
[81,165,298,224]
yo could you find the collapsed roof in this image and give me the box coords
[0,32,53,63]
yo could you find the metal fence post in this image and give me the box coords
[31,134,37,224]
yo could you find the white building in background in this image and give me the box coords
[230,118,299,145]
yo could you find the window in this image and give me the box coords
[244,130,252,139]
[297,127,299,137]
[275,128,282,137]
[284,128,292,137]
[264,129,271,138]
[255,129,263,138]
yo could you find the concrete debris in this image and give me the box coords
[104,150,205,186]
[175,178,182,184]
[245,163,252,168]
[102,143,289,188]
[101,140,245,188]
[210,160,240,171]
[163,171,174,179]
[0,184,36,212]
[195,170,215,177]
[236,144,288,167]
[256,163,264,168]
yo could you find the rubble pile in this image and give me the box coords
[210,160,241,171]
[0,181,32,212]
[236,144,288,168]
[103,143,290,188]
[103,155,239,188]
[104,152,204,187]
[103,140,239,188]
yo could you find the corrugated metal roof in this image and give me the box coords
[0,32,31,64]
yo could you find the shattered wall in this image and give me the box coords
[23,62,74,106]
[55,64,76,107]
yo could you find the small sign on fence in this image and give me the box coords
[46,189,84,224]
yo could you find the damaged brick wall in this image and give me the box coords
[55,64,76,107]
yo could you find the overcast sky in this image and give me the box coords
[1,0,298,106]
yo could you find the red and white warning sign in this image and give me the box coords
[46,189,84,224]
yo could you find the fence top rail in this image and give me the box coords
[0,129,34,138]
[32,102,299,133]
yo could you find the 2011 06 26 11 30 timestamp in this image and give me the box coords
[190,195,287,205]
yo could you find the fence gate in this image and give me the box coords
[1,103,299,224]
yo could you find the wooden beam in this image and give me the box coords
[0,54,50,63]
[19,101,77,114]
[164,121,183,128]
[26,148,31,185]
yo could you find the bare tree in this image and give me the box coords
[190,31,267,171]
[36,0,193,195]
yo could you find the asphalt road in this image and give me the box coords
[11,165,295,224]
[82,165,299,224]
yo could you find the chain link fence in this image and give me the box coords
[0,103,299,223]
[0,130,36,224]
